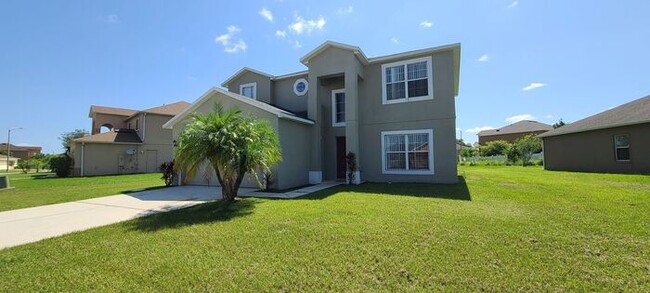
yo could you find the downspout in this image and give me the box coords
[80,142,85,176]
[142,113,147,142]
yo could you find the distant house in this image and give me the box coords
[69,101,190,176]
[539,95,650,174]
[477,120,553,145]
[0,155,20,170]
[0,143,42,160]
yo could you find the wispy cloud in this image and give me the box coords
[259,8,273,22]
[391,37,399,44]
[544,114,554,119]
[215,26,247,53]
[275,30,287,39]
[288,15,326,35]
[507,0,519,8]
[522,82,546,91]
[478,54,489,62]
[337,6,353,15]
[420,20,433,28]
[506,114,536,124]
[466,126,495,133]
[105,14,120,23]
[292,40,302,49]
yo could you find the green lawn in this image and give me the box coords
[1,166,648,291]
[0,173,164,212]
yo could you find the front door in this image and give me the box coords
[336,137,346,179]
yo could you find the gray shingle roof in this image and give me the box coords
[478,120,553,137]
[539,95,650,138]
[73,129,142,144]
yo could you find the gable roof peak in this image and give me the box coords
[300,40,369,65]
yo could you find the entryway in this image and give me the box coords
[336,136,346,179]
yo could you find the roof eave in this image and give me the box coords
[539,120,650,138]
[221,67,274,87]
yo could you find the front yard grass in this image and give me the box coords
[0,173,164,212]
[0,166,648,291]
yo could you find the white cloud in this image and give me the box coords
[507,0,519,8]
[337,6,353,15]
[275,30,287,39]
[544,114,554,119]
[105,14,120,23]
[391,37,399,44]
[420,20,433,28]
[288,15,326,35]
[478,54,489,62]
[215,26,247,53]
[522,82,546,91]
[259,8,273,22]
[466,126,495,133]
[292,40,302,49]
[506,114,536,124]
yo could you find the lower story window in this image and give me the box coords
[614,134,630,161]
[381,129,434,175]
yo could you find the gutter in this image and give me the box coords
[142,113,147,141]
[80,142,85,177]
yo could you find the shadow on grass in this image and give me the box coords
[298,176,471,201]
[128,199,255,232]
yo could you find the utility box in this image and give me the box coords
[0,175,9,190]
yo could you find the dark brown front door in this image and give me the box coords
[336,137,346,179]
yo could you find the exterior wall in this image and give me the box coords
[92,113,128,134]
[357,49,458,183]
[543,123,650,174]
[125,113,145,139]
[275,119,311,189]
[70,142,142,176]
[479,130,548,145]
[226,71,273,104]
[5,149,40,161]
[0,157,19,170]
[271,74,309,114]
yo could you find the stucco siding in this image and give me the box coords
[272,75,309,114]
[71,143,142,176]
[226,71,272,104]
[276,119,311,189]
[543,123,650,174]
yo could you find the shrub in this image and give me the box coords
[50,154,72,177]
[513,135,542,166]
[346,152,357,184]
[479,140,511,156]
[159,160,175,187]
[16,160,31,174]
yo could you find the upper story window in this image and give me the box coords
[614,134,630,161]
[381,56,433,105]
[293,78,309,96]
[135,119,140,131]
[239,82,257,99]
[331,89,346,127]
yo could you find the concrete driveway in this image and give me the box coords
[0,186,254,249]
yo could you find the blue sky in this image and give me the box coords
[2,0,650,153]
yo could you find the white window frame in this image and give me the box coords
[614,134,630,162]
[381,129,434,175]
[331,88,346,127]
[293,78,309,96]
[239,82,257,99]
[381,56,434,105]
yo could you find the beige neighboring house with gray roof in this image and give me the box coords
[164,41,461,190]
[539,95,650,174]
[477,120,553,145]
[69,101,190,176]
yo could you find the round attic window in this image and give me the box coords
[293,78,308,96]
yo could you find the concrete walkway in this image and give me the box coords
[0,181,342,249]
[0,186,253,249]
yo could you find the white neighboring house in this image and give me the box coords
[0,155,20,170]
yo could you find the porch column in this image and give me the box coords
[307,74,322,184]
[344,72,361,184]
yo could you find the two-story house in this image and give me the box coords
[69,101,189,176]
[164,41,461,189]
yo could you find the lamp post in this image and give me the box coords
[6,128,22,172]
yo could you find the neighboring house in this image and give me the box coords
[539,95,650,174]
[69,101,190,176]
[0,143,42,160]
[0,155,20,170]
[164,41,461,190]
[477,120,553,145]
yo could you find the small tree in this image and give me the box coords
[159,160,175,187]
[513,134,542,166]
[346,152,357,185]
[16,160,31,174]
[59,129,89,149]
[460,147,478,158]
[479,140,511,156]
[50,154,72,177]
[175,104,282,201]
[553,119,566,129]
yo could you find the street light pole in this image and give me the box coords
[6,128,22,172]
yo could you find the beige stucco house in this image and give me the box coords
[69,101,189,176]
[539,95,650,174]
[0,155,20,170]
[164,41,461,190]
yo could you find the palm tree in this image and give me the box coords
[174,103,281,201]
